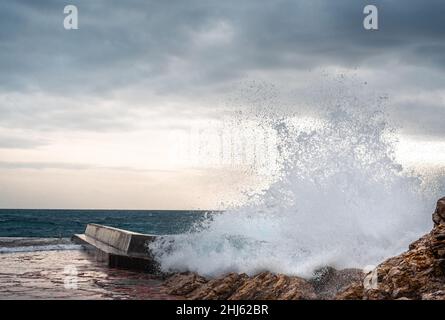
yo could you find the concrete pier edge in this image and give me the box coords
[72,223,160,273]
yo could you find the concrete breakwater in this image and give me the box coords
[72,223,159,273]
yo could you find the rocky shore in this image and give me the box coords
[161,197,445,300]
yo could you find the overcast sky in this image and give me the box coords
[0,0,444,209]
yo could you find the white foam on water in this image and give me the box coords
[150,76,439,278]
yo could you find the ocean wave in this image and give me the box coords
[150,77,439,278]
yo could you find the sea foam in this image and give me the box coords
[149,78,439,278]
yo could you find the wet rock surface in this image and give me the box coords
[309,267,364,299]
[162,272,316,300]
[337,197,445,300]
[161,268,363,300]
[433,197,445,226]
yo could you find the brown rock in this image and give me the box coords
[229,272,316,300]
[310,266,364,299]
[337,197,445,300]
[421,290,445,300]
[161,272,207,296]
[188,273,249,300]
[335,282,364,300]
[433,197,445,226]
[162,271,316,300]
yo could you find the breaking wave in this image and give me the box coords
[150,78,438,278]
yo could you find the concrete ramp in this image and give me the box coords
[72,224,159,273]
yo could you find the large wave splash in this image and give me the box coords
[149,81,435,278]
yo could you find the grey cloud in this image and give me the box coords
[0,95,132,132]
[1,0,445,94]
[0,161,92,170]
[0,91,220,132]
[392,100,445,138]
[0,0,444,138]
[0,161,177,173]
[0,135,47,149]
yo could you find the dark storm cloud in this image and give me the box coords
[393,100,445,138]
[0,0,444,135]
[1,0,445,93]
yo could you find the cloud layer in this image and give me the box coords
[0,1,444,208]
[0,0,444,137]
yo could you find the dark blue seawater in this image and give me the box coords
[0,209,211,237]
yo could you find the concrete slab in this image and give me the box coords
[72,224,160,273]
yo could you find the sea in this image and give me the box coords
[0,209,210,238]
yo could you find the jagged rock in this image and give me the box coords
[433,196,445,226]
[335,281,364,300]
[421,291,445,300]
[161,271,317,300]
[229,272,316,300]
[161,268,364,300]
[161,272,207,296]
[337,198,445,300]
[310,267,364,299]
[188,273,249,300]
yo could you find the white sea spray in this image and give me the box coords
[149,75,440,278]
